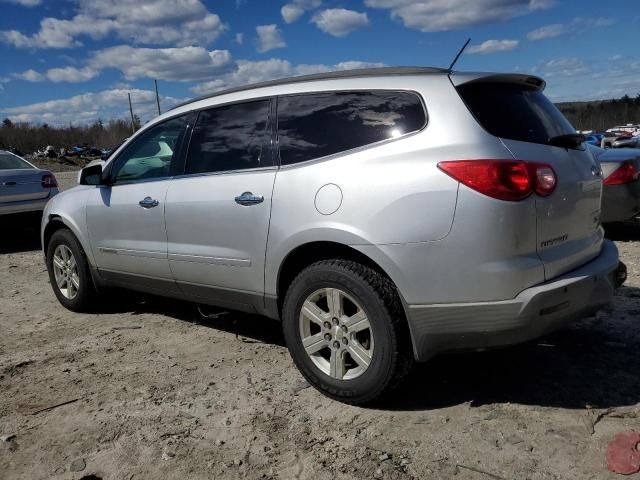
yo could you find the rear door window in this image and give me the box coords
[0,153,32,170]
[456,82,576,146]
[277,91,426,165]
[185,99,271,174]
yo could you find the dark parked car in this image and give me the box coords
[584,133,605,146]
[588,144,640,222]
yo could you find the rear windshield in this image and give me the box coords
[0,153,32,170]
[457,82,576,146]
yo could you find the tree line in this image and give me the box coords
[0,116,140,156]
[557,94,640,132]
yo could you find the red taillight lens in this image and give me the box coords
[41,173,57,188]
[604,162,639,186]
[438,160,556,201]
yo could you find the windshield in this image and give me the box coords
[0,153,32,170]
[457,82,577,147]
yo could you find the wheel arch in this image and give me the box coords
[43,214,104,292]
[42,214,95,267]
[42,216,67,257]
[276,241,404,314]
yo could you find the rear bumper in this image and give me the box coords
[406,239,621,361]
[601,182,640,223]
[0,193,55,215]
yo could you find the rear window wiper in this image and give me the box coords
[547,133,585,149]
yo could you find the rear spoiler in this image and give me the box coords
[449,72,546,91]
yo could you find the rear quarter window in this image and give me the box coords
[277,90,426,165]
[457,82,576,146]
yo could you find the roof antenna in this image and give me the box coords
[448,38,471,71]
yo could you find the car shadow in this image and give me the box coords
[604,219,640,241]
[93,285,640,412]
[383,285,640,411]
[0,212,42,254]
[93,293,286,347]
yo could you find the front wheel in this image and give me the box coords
[46,228,97,312]
[282,260,413,405]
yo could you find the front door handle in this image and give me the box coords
[139,196,159,208]
[234,191,264,206]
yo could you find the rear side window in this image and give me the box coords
[0,153,31,170]
[185,99,271,174]
[277,91,426,165]
[457,82,575,146]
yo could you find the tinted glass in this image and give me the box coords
[277,91,426,165]
[457,83,576,145]
[0,153,31,170]
[112,115,189,183]
[185,100,271,174]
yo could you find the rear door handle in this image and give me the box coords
[234,191,264,206]
[139,196,159,208]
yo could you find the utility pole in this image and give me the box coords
[154,79,161,116]
[128,92,136,133]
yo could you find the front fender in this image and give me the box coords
[41,188,95,266]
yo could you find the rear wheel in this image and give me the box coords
[46,229,97,312]
[282,260,413,404]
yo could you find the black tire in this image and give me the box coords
[282,259,414,405]
[46,228,97,312]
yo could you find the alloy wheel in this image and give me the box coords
[299,287,374,380]
[52,245,80,300]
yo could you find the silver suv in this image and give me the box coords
[42,67,623,404]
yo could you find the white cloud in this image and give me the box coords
[281,0,321,23]
[281,4,305,23]
[539,57,589,78]
[235,33,244,44]
[466,39,519,54]
[533,57,639,101]
[527,23,565,40]
[256,24,286,53]
[364,0,554,32]
[90,45,232,82]
[45,66,99,83]
[2,0,42,6]
[0,0,227,49]
[191,58,386,94]
[311,8,369,37]
[1,88,186,125]
[13,69,45,82]
[190,79,228,95]
[9,45,233,84]
[528,17,614,41]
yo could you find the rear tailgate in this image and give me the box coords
[455,75,603,280]
[503,140,602,278]
[0,169,50,204]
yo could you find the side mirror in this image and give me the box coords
[79,163,105,186]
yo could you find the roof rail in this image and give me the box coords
[169,66,449,112]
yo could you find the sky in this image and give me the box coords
[0,0,638,126]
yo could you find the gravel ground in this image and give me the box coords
[1,175,639,480]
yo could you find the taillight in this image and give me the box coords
[532,164,556,196]
[604,162,639,186]
[437,160,556,201]
[41,173,57,188]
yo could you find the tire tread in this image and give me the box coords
[283,259,414,405]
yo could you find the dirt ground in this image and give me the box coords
[1,172,639,480]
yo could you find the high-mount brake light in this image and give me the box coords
[438,160,556,201]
